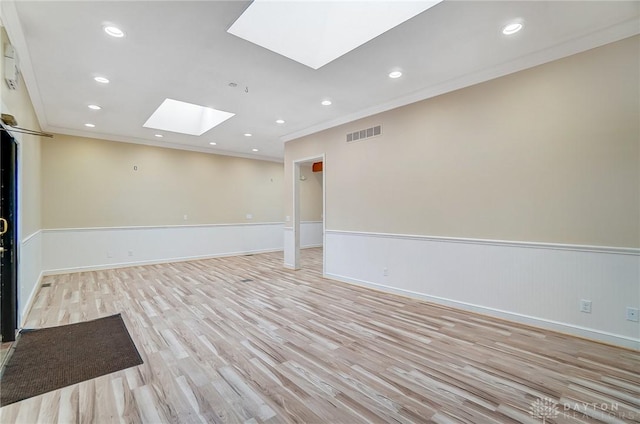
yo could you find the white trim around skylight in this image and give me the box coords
[227,0,442,70]
[143,98,235,136]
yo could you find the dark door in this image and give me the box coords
[1,129,18,342]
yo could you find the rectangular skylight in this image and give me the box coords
[227,0,442,70]
[143,98,235,136]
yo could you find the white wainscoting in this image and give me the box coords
[42,223,285,274]
[283,227,295,269]
[325,230,640,350]
[18,230,43,325]
[301,221,323,248]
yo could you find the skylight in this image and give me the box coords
[143,99,235,136]
[227,0,442,70]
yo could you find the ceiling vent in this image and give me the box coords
[346,125,381,142]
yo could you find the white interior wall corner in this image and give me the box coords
[18,230,43,325]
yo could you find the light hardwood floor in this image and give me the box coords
[1,248,638,423]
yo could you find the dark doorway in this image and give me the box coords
[1,129,18,342]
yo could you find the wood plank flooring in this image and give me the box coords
[1,248,638,423]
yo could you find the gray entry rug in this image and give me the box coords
[0,314,143,406]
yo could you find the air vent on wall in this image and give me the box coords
[4,44,19,90]
[346,125,381,142]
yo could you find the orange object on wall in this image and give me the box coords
[312,161,323,172]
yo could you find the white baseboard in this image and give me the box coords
[324,230,640,350]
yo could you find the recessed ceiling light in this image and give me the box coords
[209,142,217,146]
[244,133,252,137]
[154,134,163,138]
[143,98,235,136]
[252,148,259,152]
[84,123,95,128]
[321,100,332,106]
[104,26,125,38]
[88,104,101,110]
[389,71,403,79]
[94,76,109,84]
[276,119,285,124]
[228,0,442,69]
[502,22,523,35]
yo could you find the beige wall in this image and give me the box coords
[42,135,284,228]
[285,36,640,248]
[299,164,323,222]
[1,27,42,238]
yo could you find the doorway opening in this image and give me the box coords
[1,128,18,342]
[292,155,325,274]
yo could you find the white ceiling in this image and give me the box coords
[2,1,639,162]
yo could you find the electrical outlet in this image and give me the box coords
[626,307,639,322]
[106,251,112,258]
[580,299,592,314]
[383,268,388,277]
[128,250,133,257]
